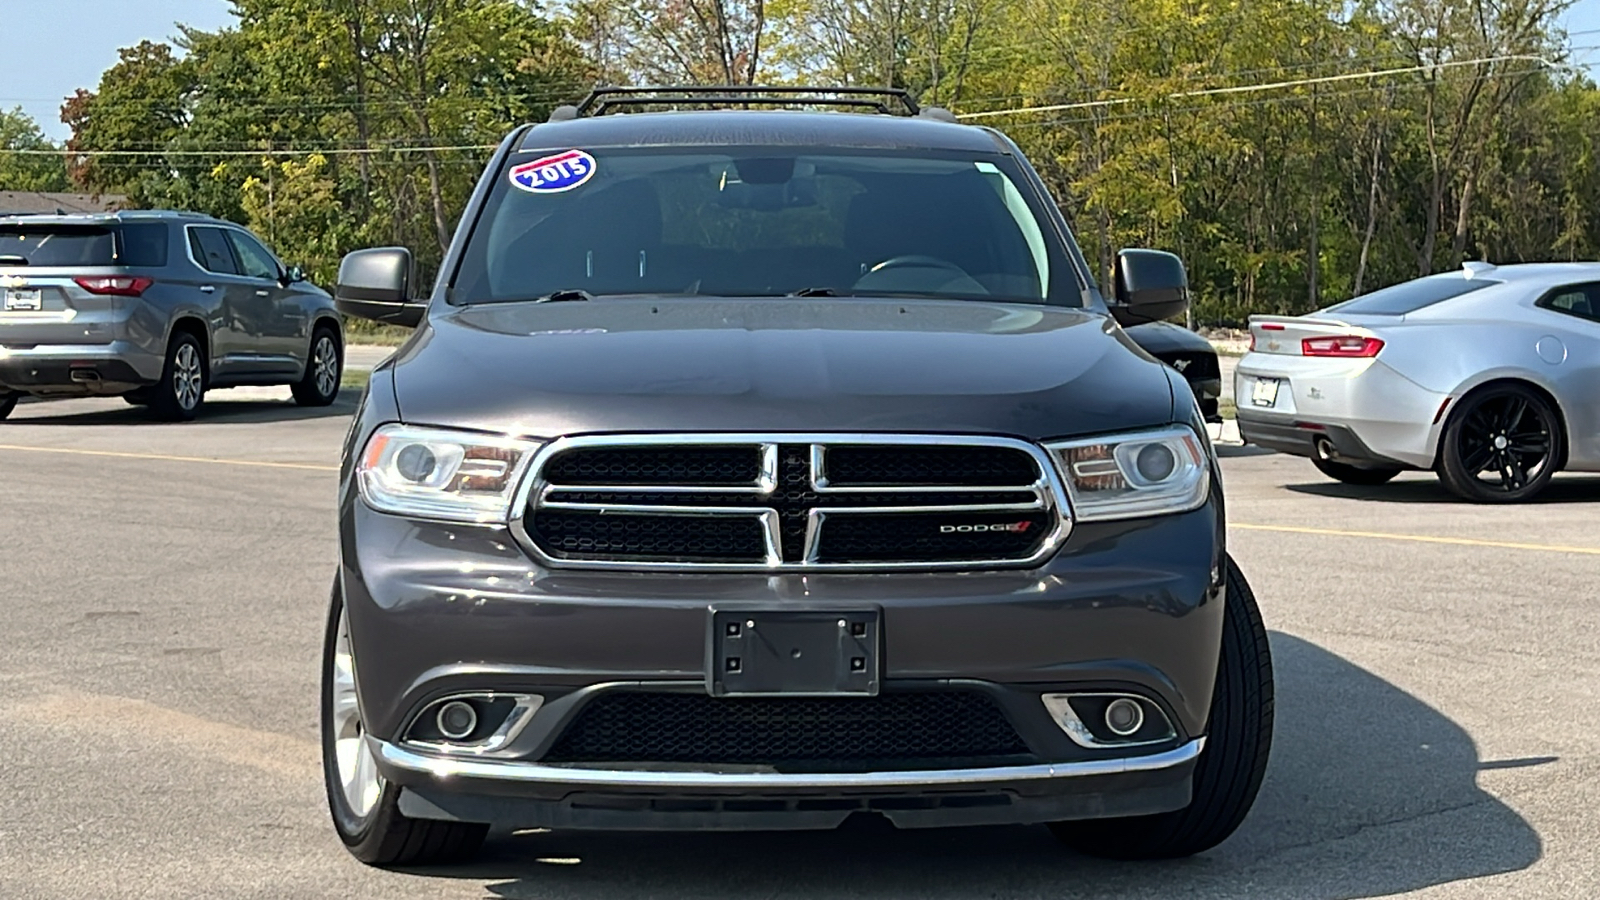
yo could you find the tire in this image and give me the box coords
[1311,456,1402,486]
[1436,382,1563,503]
[148,332,207,421]
[321,582,487,866]
[293,326,342,407]
[0,392,17,421]
[1050,556,1274,859]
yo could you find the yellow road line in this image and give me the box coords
[0,443,338,472]
[1233,522,1600,556]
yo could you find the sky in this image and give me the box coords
[3,0,1600,144]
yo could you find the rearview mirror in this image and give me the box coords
[1109,249,1189,327]
[335,247,425,328]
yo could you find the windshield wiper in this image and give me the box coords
[787,287,843,297]
[532,289,594,303]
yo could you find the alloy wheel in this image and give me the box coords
[331,607,381,820]
[173,343,203,411]
[1455,393,1552,493]
[313,336,339,399]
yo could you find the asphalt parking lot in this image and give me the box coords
[3,381,1598,899]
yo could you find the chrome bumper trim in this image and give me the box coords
[372,736,1203,789]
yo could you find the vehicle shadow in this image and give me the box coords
[1286,475,1600,505]
[4,392,359,426]
[1214,443,1276,459]
[412,633,1540,900]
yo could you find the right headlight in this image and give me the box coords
[356,424,542,523]
[1045,426,1210,521]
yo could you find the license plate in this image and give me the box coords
[2,289,41,311]
[708,609,880,697]
[1250,377,1281,408]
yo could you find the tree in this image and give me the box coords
[0,108,69,192]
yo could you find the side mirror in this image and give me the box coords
[335,247,425,328]
[1109,248,1189,327]
[281,265,307,286]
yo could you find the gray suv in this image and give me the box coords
[0,211,344,420]
[324,87,1273,867]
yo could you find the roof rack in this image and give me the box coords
[556,85,933,120]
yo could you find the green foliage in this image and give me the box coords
[0,108,69,192]
[56,0,1598,326]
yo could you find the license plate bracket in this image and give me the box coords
[708,608,880,697]
[2,289,41,311]
[1251,376,1281,408]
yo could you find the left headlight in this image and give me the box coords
[1045,426,1210,521]
[356,424,542,523]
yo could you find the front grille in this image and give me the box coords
[543,691,1033,771]
[524,436,1064,569]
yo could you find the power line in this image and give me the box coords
[956,54,1577,120]
[2,144,497,157]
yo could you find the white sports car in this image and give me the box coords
[1235,262,1600,502]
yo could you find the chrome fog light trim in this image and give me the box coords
[403,693,543,757]
[1041,692,1176,749]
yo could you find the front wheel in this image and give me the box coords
[321,583,487,866]
[293,327,342,407]
[1311,456,1401,486]
[1436,383,1562,503]
[1050,556,1274,858]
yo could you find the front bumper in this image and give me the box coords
[0,342,161,394]
[340,491,1226,829]
[377,736,1204,830]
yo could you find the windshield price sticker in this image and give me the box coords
[510,150,597,194]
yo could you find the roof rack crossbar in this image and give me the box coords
[575,85,921,117]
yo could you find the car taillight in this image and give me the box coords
[74,276,153,297]
[1302,335,1383,357]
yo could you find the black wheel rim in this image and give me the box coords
[1456,393,1551,492]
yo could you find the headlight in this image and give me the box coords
[356,425,541,523]
[1045,426,1210,521]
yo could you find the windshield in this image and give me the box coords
[452,147,1075,305]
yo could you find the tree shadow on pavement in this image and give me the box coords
[1286,474,1600,505]
[416,633,1540,900]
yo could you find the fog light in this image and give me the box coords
[436,700,479,740]
[1104,697,1145,736]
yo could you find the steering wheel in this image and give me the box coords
[863,255,970,278]
[853,255,985,296]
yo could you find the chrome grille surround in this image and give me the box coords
[511,433,1072,571]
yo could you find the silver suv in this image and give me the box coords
[0,210,344,421]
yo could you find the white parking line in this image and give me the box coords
[0,443,338,472]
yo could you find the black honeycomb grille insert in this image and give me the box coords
[530,513,766,562]
[824,445,1040,486]
[544,446,761,485]
[543,691,1032,770]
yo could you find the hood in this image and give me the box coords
[388,298,1177,440]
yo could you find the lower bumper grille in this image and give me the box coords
[543,691,1033,772]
